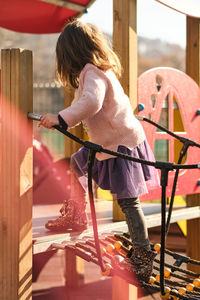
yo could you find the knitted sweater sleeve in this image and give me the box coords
[59,69,108,128]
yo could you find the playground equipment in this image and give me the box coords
[1,1,200,300]
[1,47,200,299]
[28,113,200,299]
[28,111,200,299]
[138,67,200,201]
[47,233,200,300]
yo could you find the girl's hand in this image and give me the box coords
[37,113,59,129]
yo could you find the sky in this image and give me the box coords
[81,0,186,47]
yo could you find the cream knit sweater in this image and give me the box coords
[59,63,146,160]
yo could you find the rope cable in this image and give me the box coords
[87,148,106,272]
[53,125,200,171]
[165,143,190,235]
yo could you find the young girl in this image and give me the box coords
[38,19,160,281]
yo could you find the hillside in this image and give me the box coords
[0,27,185,81]
[138,36,185,75]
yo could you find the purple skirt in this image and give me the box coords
[71,140,160,199]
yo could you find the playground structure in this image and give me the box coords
[28,108,200,299]
[1,1,200,300]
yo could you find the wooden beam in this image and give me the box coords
[186,16,200,273]
[186,17,200,83]
[113,0,137,109]
[113,0,137,221]
[65,251,84,287]
[62,86,85,286]
[32,206,200,254]
[187,196,200,273]
[0,48,33,300]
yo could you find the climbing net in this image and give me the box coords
[28,112,200,299]
[118,232,200,300]
[51,231,200,300]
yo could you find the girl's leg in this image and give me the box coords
[45,168,88,232]
[117,197,150,249]
[117,197,156,281]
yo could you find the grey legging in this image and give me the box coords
[117,197,150,250]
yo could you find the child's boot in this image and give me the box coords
[45,168,88,232]
[45,197,88,232]
[126,245,157,281]
[117,197,157,281]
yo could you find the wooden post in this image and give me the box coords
[112,193,126,221]
[64,87,84,157]
[186,17,200,273]
[112,0,137,222]
[113,0,138,108]
[112,1,138,299]
[0,49,33,299]
[112,276,138,300]
[63,86,85,286]
[186,17,200,83]
[64,251,84,287]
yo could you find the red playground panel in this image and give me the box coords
[137,67,200,201]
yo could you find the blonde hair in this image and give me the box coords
[56,19,121,88]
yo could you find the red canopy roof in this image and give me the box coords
[0,0,94,34]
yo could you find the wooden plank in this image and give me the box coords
[0,49,33,300]
[11,48,20,300]
[186,16,200,273]
[32,205,200,254]
[145,206,200,227]
[18,49,33,300]
[0,47,12,300]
